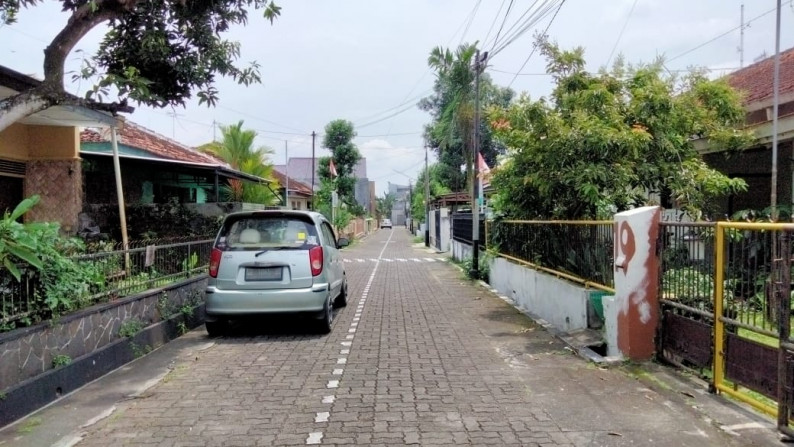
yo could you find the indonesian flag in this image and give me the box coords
[329,159,338,178]
[477,152,491,188]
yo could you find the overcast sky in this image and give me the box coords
[1,0,793,195]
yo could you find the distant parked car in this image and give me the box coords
[205,210,349,335]
[381,219,392,229]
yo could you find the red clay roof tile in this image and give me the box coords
[80,122,222,165]
[727,47,794,105]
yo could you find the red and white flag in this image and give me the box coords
[329,159,338,178]
[477,152,491,187]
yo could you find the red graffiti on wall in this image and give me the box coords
[616,221,636,274]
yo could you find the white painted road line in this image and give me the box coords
[322,395,335,404]
[307,432,323,444]
[314,412,330,423]
[327,380,339,388]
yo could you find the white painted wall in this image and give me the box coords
[488,257,589,333]
[452,239,473,261]
[439,208,451,252]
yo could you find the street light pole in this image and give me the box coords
[425,143,430,247]
[470,49,486,279]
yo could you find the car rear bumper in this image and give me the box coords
[205,283,329,317]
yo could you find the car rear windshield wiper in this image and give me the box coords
[255,246,300,257]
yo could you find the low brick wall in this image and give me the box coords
[0,276,207,425]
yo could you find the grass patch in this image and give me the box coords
[413,236,424,244]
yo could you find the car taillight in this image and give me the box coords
[209,248,223,278]
[309,246,323,276]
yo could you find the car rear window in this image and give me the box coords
[216,216,320,251]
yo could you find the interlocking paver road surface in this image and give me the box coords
[20,228,772,446]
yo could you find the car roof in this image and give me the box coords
[223,210,324,223]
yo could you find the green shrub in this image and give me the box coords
[52,355,72,368]
[118,319,145,338]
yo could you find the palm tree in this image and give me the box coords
[199,121,277,204]
[426,43,478,192]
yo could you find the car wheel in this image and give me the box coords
[334,278,348,308]
[318,295,333,334]
[205,320,226,337]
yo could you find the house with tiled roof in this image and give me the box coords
[699,47,794,217]
[0,64,119,233]
[273,157,374,213]
[79,123,277,208]
[269,169,313,210]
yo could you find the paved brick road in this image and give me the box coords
[70,228,760,446]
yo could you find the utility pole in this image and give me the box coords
[311,131,316,210]
[739,4,745,68]
[470,49,486,280]
[285,140,289,209]
[425,143,430,247]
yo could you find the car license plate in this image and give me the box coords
[245,267,282,281]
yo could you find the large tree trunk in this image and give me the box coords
[0,1,123,134]
[0,88,57,133]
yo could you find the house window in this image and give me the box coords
[0,175,23,216]
[292,201,299,210]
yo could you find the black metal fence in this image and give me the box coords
[488,220,615,289]
[451,213,486,248]
[1,238,213,332]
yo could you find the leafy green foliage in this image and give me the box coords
[488,38,753,220]
[3,0,281,107]
[52,354,72,368]
[199,121,278,205]
[410,164,451,224]
[0,197,107,328]
[376,193,396,220]
[118,318,145,338]
[0,195,45,281]
[316,119,364,218]
[320,120,362,205]
[420,43,514,193]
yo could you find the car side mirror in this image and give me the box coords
[337,238,350,248]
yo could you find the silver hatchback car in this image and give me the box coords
[205,210,349,335]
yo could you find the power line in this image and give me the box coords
[355,102,418,129]
[352,1,481,132]
[482,0,508,46]
[488,0,515,54]
[605,0,639,67]
[352,89,433,124]
[490,0,561,60]
[506,0,565,89]
[667,0,792,63]
[460,0,483,46]
[216,105,307,133]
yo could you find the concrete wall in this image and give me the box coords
[0,123,29,160]
[439,208,451,252]
[452,239,473,261]
[488,256,589,333]
[452,239,589,333]
[0,276,206,392]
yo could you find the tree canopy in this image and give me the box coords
[198,121,278,205]
[487,38,752,220]
[0,0,281,132]
[419,43,513,194]
[317,119,364,216]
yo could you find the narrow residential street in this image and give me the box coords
[0,228,777,447]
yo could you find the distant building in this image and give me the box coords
[388,182,412,226]
[274,157,371,211]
